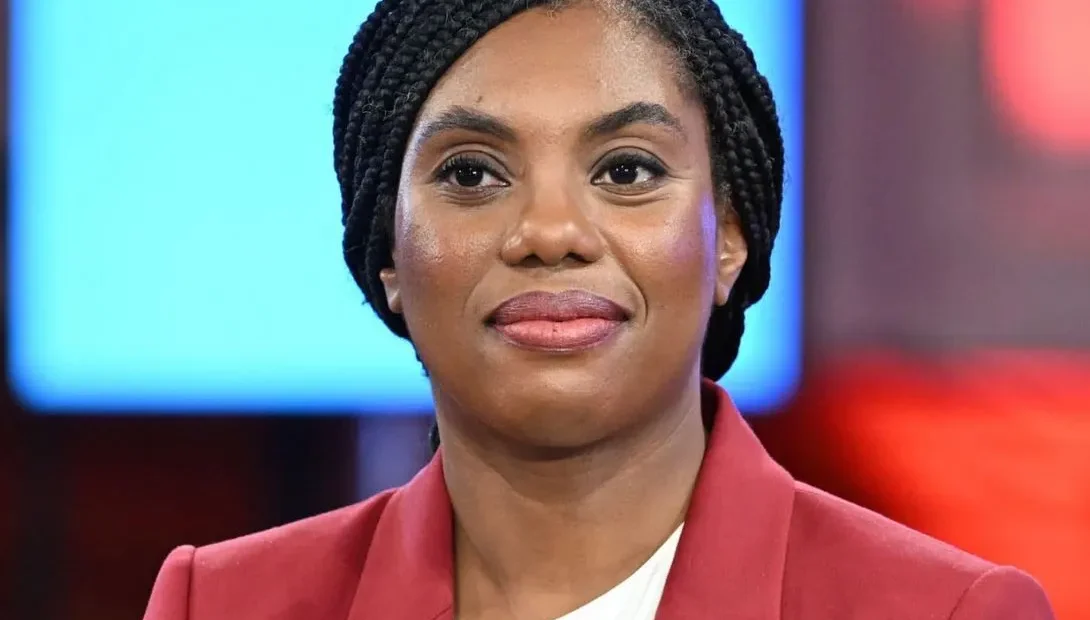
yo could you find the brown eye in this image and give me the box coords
[454,166,486,187]
[436,154,507,189]
[605,162,641,185]
[592,153,666,187]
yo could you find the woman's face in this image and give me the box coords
[381,3,746,450]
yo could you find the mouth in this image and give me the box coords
[486,290,631,353]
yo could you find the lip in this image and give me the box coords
[487,290,630,352]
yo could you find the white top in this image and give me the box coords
[555,524,684,620]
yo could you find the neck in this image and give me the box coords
[440,377,708,619]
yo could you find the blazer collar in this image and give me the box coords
[348,380,794,620]
[348,448,456,620]
[655,380,795,619]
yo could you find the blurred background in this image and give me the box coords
[2,0,1088,618]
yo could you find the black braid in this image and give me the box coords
[333,0,786,437]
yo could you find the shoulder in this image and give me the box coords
[144,489,397,620]
[782,482,1053,619]
[192,488,394,577]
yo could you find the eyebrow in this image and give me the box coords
[416,106,518,144]
[414,101,686,146]
[584,102,686,141]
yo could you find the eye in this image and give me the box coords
[435,154,508,189]
[592,153,667,187]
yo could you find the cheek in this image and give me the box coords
[393,210,444,282]
[673,194,720,278]
[620,194,719,316]
[390,193,493,330]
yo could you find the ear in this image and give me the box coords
[714,206,748,307]
[379,268,403,314]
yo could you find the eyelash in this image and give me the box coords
[592,152,667,186]
[432,151,668,190]
[434,154,505,185]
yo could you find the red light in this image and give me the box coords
[983,0,1090,153]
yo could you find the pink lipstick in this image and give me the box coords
[488,290,629,352]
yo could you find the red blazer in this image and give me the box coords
[144,382,1054,619]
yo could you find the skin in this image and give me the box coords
[378,3,747,618]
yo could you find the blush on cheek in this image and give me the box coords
[398,218,444,267]
[390,215,462,367]
[391,202,497,330]
[392,187,442,265]
[628,196,719,322]
[662,194,719,280]
[394,220,454,319]
[398,218,496,282]
[393,187,496,274]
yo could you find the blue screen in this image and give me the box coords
[9,0,802,414]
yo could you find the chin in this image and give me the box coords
[502,412,623,455]
[510,362,627,403]
[486,368,634,445]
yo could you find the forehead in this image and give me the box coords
[418,4,693,130]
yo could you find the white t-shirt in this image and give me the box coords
[555,524,684,620]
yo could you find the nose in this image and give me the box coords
[499,183,606,268]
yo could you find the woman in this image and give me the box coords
[145,1,1054,618]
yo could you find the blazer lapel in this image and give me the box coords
[655,380,795,620]
[347,454,455,620]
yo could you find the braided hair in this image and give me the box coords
[334,0,785,444]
